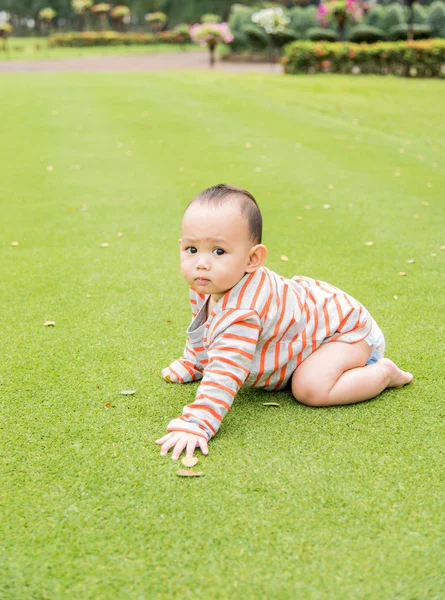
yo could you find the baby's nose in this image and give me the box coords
[196,255,210,269]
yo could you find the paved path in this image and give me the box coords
[0,50,282,73]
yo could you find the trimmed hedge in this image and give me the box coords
[282,39,445,77]
[389,23,432,39]
[48,30,191,47]
[348,25,387,42]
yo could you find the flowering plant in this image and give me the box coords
[251,7,290,34]
[71,0,92,14]
[189,22,233,46]
[190,22,233,68]
[317,0,363,25]
[39,7,56,21]
[145,11,167,23]
[91,3,111,14]
[110,6,130,18]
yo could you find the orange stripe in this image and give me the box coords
[336,307,354,332]
[182,415,217,436]
[322,298,331,338]
[297,328,307,366]
[195,346,205,353]
[167,426,207,439]
[205,381,236,397]
[237,321,260,331]
[196,394,231,410]
[190,299,197,306]
[236,272,256,309]
[259,270,274,320]
[169,367,184,383]
[188,403,222,421]
[212,346,254,360]
[311,307,319,352]
[179,360,197,378]
[333,294,344,324]
[221,333,258,344]
[205,369,243,387]
[210,356,250,376]
[308,291,317,305]
[249,270,267,310]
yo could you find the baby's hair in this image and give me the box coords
[186,184,262,244]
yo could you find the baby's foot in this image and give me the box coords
[377,358,413,388]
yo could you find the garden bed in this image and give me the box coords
[282,39,445,77]
[48,30,191,47]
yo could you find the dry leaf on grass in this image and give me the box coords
[421,202,429,207]
[117,232,123,237]
[280,255,288,262]
[263,402,280,407]
[364,242,374,246]
[323,204,331,209]
[245,142,252,149]
[399,272,407,276]
[297,216,303,221]
[181,456,198,467]
[407,259,415,264]
[440,245,445,251]
[120,390,136,396]
[47,165,54,172]
[43,321,55,326]
[100,243,110,247]
[328,184,335,190]
[104,402,112,410]
[11,241,19,246]
[177,470,203,477]
[393,295,399,300]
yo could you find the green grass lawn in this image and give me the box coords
[1,72,444,599]
[0,37,200,60]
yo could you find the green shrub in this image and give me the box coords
[288,5,317,37]
[298,6,319,37]
[348,25,387,43]
[413,2,428,24]
[307,27,338,42]
[428,0,445,36]
[381,3,406,33]
[389,23,432,39]
[365,5,385,29]
[227,4,256,51]
[47,30,192,47]
[282,39,445,77]
[243,23,269,49]
[271,27,299,47]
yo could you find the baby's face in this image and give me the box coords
[180,201,255,301]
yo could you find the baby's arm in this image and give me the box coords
[162,335,204,384]
[158,309,261,458]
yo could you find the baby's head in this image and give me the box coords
[179,184,267,301]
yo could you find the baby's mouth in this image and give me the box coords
[196,277,210,285]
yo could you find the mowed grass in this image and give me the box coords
[1,72,444,599]
[0,37,200,60]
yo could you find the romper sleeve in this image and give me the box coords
[166,335,204,383]
[166,309,261,440]
[164,288,207,383]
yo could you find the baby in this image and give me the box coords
[156,184,413,460]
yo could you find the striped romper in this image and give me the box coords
[166,266,385,441]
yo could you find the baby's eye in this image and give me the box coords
[186,247,197,254]
[213,248,225,256]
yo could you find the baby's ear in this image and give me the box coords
[246,244,268,272]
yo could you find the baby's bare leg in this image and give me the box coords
[291,340,413,407]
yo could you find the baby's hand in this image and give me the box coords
[162,367,179,383]
[155,432,209,461]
